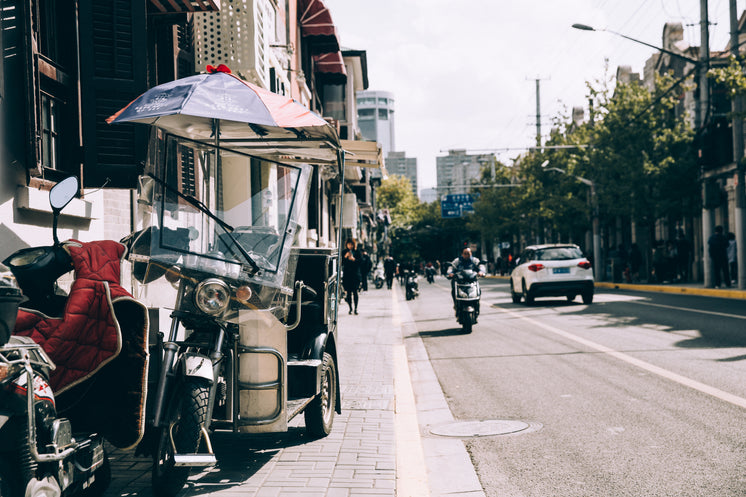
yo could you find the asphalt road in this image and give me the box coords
[407,276,746,497]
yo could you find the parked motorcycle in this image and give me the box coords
[373,265,385,289]
[0,176,149,497]
[452,269,481,333]
[405,270,419,301]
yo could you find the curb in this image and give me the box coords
[594,281,746,299]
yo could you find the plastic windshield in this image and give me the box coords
[134,133,312,290]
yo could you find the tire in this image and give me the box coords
[462,316,473,334]
[305,352,337,438]
[510,280,521,304]
[522,280,534,305]
[582,290,594,305]
[152,379,211,497]
[567,294,577,302]
[0,454,21,497]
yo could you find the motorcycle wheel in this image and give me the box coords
[304,352,337,438]
[0,454,20,497]
[152,379,211,497]
[462,316,472,334]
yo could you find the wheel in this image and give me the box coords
[0,454,21,497]
[567,294,577,302]
[462,316,473,334]
[406,289,413,300]
[582,290,594,304]
[510,280,521,303]
[522,280,534,305]
[305,352,337,438]
[152,379,211,497]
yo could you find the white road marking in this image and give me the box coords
[496,307,746,410]
[629,300,746,320]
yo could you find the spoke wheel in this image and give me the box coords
[152,379,211,497]
[305,352,337,438]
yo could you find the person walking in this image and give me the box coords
[708,226,731,288]
[359,249,372,291]
[342,239,362,314]
[383,255,396,289]
[727,232,737,286]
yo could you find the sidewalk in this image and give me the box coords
[102,283,479,497]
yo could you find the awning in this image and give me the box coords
[299,0,341,54]
[313,51,347,84]
[341,140,386,173]
[148,0,220,13]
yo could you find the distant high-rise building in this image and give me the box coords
[419,188,438,204]
[356,90,395,156]
[436,150,494,195]
[386,151,417,195]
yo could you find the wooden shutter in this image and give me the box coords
[79,0,148,188]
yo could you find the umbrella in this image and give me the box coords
[107,65,339,146]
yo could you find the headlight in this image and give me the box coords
[194,278,231,315]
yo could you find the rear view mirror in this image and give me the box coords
[49,176,79,211]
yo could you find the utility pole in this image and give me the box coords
[528,77,549,148]
[730,0,746,289]
[701,0,713,287]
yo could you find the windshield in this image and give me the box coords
[133,132,312,290]
[535,247,584,261]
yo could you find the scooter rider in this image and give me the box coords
[447,248,485,312]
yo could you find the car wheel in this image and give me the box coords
[567,294,577,302]
[582,290,594,304]
[510,279,521,303]
[522,280,534,305]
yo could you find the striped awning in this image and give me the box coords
[299,0,341,55]
[148,0,220,13]
[313,51,347,84]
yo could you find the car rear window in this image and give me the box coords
[535,247,583,261]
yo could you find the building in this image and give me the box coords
[386,152,418,195]
[356,90,396,156]
[436,150,492,195]
[419,188,438,204]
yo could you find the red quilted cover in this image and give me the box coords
[15,240,130,392]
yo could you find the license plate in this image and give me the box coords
[553,267,570,274]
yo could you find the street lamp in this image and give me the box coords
[571,24,698,64]
[543,163,601,279]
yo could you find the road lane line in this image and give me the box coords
[392,285,430,496]
[496,306,746,410]
[629,300,746,320]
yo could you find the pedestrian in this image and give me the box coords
[708,226,730,288]
[359,249,372,291]
[727,232,737,285]
[675,231,691,283]
[629,243,643,283]
[342,238,362,314]
[383,254,396,289]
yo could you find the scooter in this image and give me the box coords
[373,265,385,289]
[425,266,436,284]
[405,270,419,301]
[452,269,481,334]
[0,176,148,497]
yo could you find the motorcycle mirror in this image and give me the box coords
[49,176,79,245]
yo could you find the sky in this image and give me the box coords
[322,0,743,193]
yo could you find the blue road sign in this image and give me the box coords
[440,193,475,218]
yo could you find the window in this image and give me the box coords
[378,109,388,120]
[40,93,61,170]
[358,108,374,118]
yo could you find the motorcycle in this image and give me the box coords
[373,265,385,289]
[452,269,481,334]
[425,266,436,284]
[123,130,342,497]
[0,176,149,497]
[405,270,419,301]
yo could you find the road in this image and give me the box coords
[407,276,746,497]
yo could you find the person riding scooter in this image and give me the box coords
[447,248,485,314]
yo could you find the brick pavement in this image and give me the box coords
[103,285,407,497]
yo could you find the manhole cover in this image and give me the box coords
[428,420,530,438]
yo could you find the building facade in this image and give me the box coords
[436,150,491,195]
[385,152,418,195]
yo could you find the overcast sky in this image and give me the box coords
[323,0,742,192]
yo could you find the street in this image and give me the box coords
[408,276,746,496]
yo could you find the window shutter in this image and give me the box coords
[79,0,148,188]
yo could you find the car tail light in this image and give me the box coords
[528,263,544,272]
[578,261,592,269]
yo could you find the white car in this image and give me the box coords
[510,244,594,305]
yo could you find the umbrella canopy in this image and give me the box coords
[107,67,339,147]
